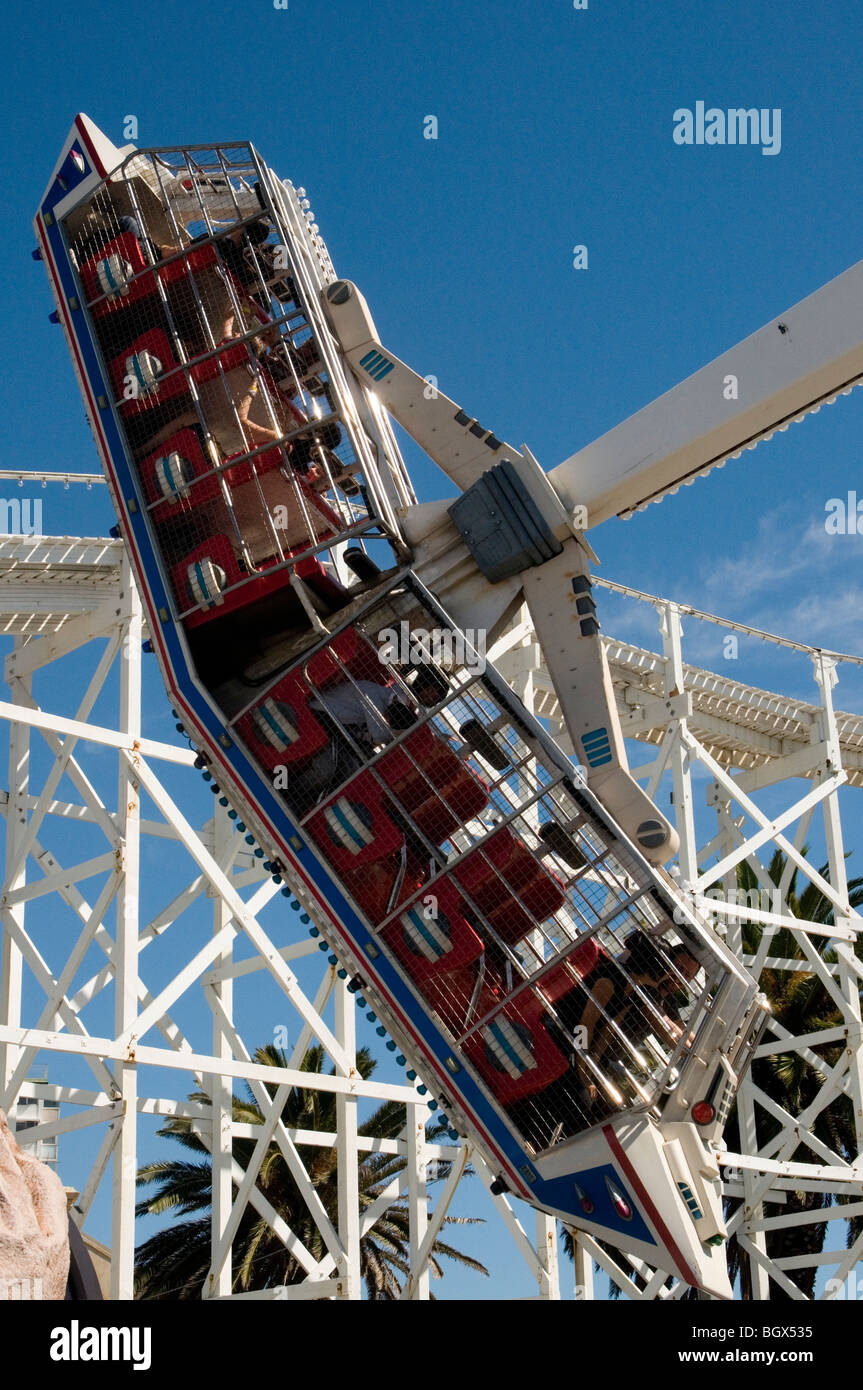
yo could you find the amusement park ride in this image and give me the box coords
[18,114,863,1299]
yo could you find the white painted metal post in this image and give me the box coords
[210,803,235,1298]
[0,642,29,1097]
[572,1234,594,1300]
[660,602,698,888]
[535,1212,561,1299]
[813,655,863,1151]
[110,563,141,1300]
[334,975,361,1298]
[406,1103,430,1300]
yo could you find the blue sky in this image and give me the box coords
[3,0,863,1300]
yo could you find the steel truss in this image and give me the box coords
[0,534,561,1301]
[1,532,861,1299]
[495,583,863,1300]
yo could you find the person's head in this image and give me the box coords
[228,217,270,247]
[246,218,271,246]
[387,700,418,732]
[410,667,449,708]
[669,945,700,983]
[624,933,698,989]
[251,325,281,361]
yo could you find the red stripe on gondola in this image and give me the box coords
[73,116,109,178]
[603,1123,699,1288]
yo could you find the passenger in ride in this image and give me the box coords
[503,937,701,1148]
[73,209,180,268]
[137,348,332,489]
[183,221,270,346]
[192,227,333,407]
[216,220,270,287]
[567,937,701,1107]
[258,333,335,411]
[281,670,444,815]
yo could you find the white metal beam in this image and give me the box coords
[549,257,863,524]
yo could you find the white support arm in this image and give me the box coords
[321,279,569,522]
[548,256,863,526]
[324,281,678,861]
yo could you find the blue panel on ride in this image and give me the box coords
[126,349,162,396]
[96,253,134,297]
[322,798,376,854]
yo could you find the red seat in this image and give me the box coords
[189,338,253,385]
[220,445,284,488]
[379,727,489,844]
[453,828,566,944]
[110,329,191,417]
[491,873,567,945]
[340,846,429,927]
[421,961,492,1037]
[294,557,351,608]
[413,764,488,844]
[169,534,244,620]
[307,769,404,873]
[155,241,219,288]
[220,451,338,568]
[377,724,440,806]
[462,995,569,1105]
[305,627,390,689]
[137,428,226,531]
[537,938,600,1007]
[380,878,484,986]
[80,233,157,317]
[454,827,529,897]
[236,669,330,774]
[395,949,504,1039]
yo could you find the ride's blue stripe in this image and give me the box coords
[192,561,209,601]
[582,727,609,747]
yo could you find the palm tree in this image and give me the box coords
[135,1043,488,1299]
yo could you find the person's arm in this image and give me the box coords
[236,384,282,446]
[575,976,616,1096]
[117,215,180,263]
[139,409,201,452]
[659,998,687,1043]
